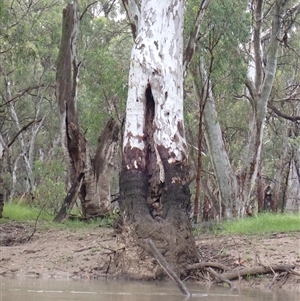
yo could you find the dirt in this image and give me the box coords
[0,221,299,292]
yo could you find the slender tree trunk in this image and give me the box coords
[116,0,198,279]
[285,120,300,212]
[272,125,289,212]
[257,157,265,213]
[0,133,7,218]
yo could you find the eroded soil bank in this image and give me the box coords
[0,221,299,292]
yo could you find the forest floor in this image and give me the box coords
[0,220,299,292]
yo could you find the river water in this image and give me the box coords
[0,276,298,301]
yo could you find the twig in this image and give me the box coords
[279,272,290,288]
[27,203,46,241]
[267,266,279,289]
[144,238,191,296]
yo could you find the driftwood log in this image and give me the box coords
[192,263,297,288]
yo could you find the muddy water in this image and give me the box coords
[0,276,298,301]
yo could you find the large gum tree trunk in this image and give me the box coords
[115,0,198,279]
[55,2,119,221]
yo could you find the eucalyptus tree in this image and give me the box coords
[0,134,7,217]
[114,0,211,279]
[192,0,300,218]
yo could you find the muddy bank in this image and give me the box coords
[0,221,299,292]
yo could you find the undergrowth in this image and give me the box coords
[2,203,299,235]
[0,202,115,230]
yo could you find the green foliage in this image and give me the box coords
[34,159,66,214]
[220,213,300,235]
[78,15,130,145]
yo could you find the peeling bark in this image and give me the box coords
[116,0,198,279]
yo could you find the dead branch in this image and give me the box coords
[1,85,46,108]
[7,118,42,148]
[187,262,228,271]
[143,238,191,296]
[220,264,295,281]
[268,101,300,121]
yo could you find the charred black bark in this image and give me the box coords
[116,142,198,279]
[119,168,150,223]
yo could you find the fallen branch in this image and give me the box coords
[144,238,191,296]
[187,262,228,272]
[220,264,295,281]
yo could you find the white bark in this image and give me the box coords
[286,161,300,212]
[7,87,36,194]
[0,133,6,160]
[198,62,238,218]
[122,0,141,38]
[285,106,300,212]
[123,0,187,170]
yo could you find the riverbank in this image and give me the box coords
[0,220,299,292]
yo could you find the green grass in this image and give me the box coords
[1,203,53,223]
[220,213,300,235]
[0,203,102,230]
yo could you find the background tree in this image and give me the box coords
[187,0,300,218]
[0,0,128,216]
[54,0,122,221]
